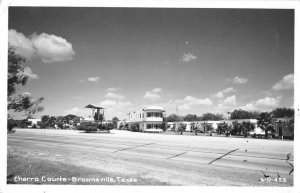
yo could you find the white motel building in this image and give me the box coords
[127,106,165,132]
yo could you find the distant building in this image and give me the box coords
[28,118,41,127]
[126,106,165,132]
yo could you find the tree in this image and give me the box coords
[231,121,243,135]
[205,124,214,133]
[230,109,260,119]
[217,122,228,135]
[271,108,294,118]
[183,114,198,122]
[39,115,56,128]
[112,117,119,129]
[201,113,224,121]
[112,117,119,122]
[257,112,274,138]
[165,114,183,122]
[287,118,294,139]
[55,116,65,129]
[72,116,81,126]
[48,116,57,128]
[7,119,18,133]
[177,123,186,134]
[7,46,44,124]
[40,115,50,129]
[241,121,254,137]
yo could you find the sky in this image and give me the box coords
[8,7,294,120]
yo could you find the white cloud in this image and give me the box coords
[255,96,280,107]
[239,103,257,111]
[9,29,75,63]
[143,91,161,101]
[227,76,248,84]
[143,88,162,101]
[107,87,120,92]
[64,107,90,117]
[118,101,132,107]
[65,107,80,114]
[98,99,132,120]
[214,92,224,98]
[175,96,213,110]
[244,103,257,110]
[99,100,117,107]
[152,88,162,93]
[9,29,35,59]
[32,33,75,63]
[223,95,236,106]
[272,74,294,90]
[180,52,197,62]
[238,96,281,112]
[78,79,85,83]
[23,67,38,79]
[98,88,132,120]
[213,87,236,98]
[105,92,125,100]
[87,77,100,82]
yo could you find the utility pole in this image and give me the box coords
[176,105,179,116]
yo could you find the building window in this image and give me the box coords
[146,112,163,117]
[154,124,159,129]
[147,124,152,129]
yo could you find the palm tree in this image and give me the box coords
[241,121,254,137]
[257,112,274,138]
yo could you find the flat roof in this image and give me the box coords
[84,104,104,109]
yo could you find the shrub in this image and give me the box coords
[130,123,139,132]
[98,123,113,131]
[105,123,114,130]
[77,122,99,132]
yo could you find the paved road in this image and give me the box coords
[7,129,294,186]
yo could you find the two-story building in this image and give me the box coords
[127,106,165,132]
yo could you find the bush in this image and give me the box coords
[8,119,18,132]
[105,123,114,130]
[98,123,113,131]
[77,122,99,132]
[77,122,114,132]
